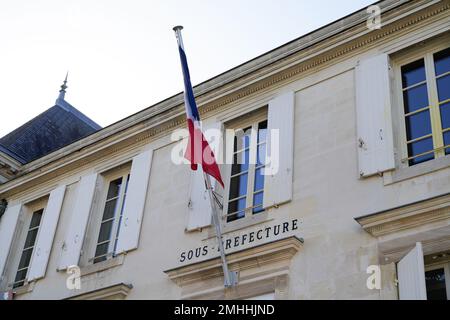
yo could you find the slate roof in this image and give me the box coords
[0,99,101,164]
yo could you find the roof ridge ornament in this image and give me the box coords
[56,71,69,102]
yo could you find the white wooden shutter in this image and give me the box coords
[115,150,153,254]
[185,121,222,231]
[263,91,295,209]
[355,53,395,177]
[58,173,98,270]
[28,185,66,281]
[0,203,21,278]
[398,242,427,300]
[186,169,212,231]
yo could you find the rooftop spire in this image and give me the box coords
[57,72,68,102]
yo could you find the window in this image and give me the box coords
[92,173,130,264]
[425,260,450,300]
[225,119,267,223]
[400,47,450,166]
[13,209,43,288]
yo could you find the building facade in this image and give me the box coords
[0,0,449,300]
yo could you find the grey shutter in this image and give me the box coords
[0,203,22,279]
[115,150,153,254]
[263,91,295,209]
[355,53,395,177]
[58,173,98,270]
[398,242,427,300]
[28,185,66,281]
[185,121,222,231]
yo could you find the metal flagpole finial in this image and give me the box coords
[172,25,184,32]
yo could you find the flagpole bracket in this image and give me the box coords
[225,271,239,288]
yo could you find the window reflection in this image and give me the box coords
[425,268,447,300]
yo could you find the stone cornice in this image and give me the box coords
[1,0,449,196]
[355,192,450,237]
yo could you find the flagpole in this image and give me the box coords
[203,172,237,288]
[173,25,237,288]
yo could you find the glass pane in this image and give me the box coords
[258,121,268,143]
[29,210,43,228]
[441,102,450,130]
[24,228,39,249]
[232,149,249,175]
[425,268,447,300]
[97,220,113,243]
[403,84,429,113]
[228,173,248,201]
[405,110,432,141]
[434,47,450,76]
[408,137,434,166]
[227,198,246,222]
[444,131,450,155]
[106,178,123,200]
[102,199,118,220]
[94,242,109,262]
[17,248,33,270]
[228,197,246,214]
[436,74,450,102]
[13,280,25,289]
[402,59,426,88]
[13,269,28,287]
[257,143,266,166]
[234,127,251,152]
[254,167,265,192]
[253,192,264,214]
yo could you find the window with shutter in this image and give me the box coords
[88,165,131,264]
[4,197,49,289]
[399,46,450,166]
[225,120,268,223]
[93,174,130,263]
[13,209,42,288]
[223,108,268,225]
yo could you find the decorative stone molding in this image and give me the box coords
[355,193,450,237]
[67,282,133,300]
[355,192,450,263]
[164,236,303,299]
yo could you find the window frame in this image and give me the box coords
[222,109,268,228]
[394,42,450,168]
[88,164,131,264]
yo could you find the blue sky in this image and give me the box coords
[0,0,374,137]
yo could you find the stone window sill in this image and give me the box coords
[80,254,125,277]
[10,281,35,297]
[383,155,450,185]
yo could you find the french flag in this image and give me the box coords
[174,27,224,188]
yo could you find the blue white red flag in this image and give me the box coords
[174,27,224,188]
